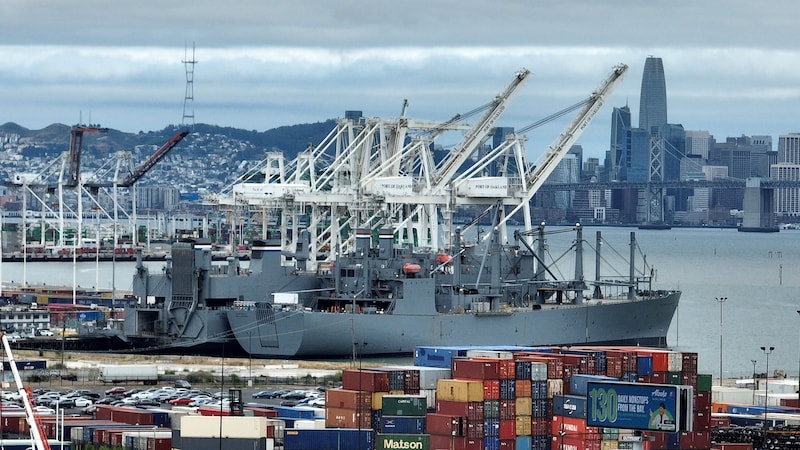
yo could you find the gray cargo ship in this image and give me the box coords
[120,224,679,358]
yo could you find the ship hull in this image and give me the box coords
[226,291,679,358]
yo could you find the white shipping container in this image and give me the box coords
[466,350,515,360]
[293,419,326,429]
[181,416,268,439]
[233,182,309,198]
[419,389,437,410]
[712,386,758,405]
[667,352,683,372]
[547,379,564,398]
[531,362,548,381]
[266,418,286,443]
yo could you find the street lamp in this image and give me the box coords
[716,297,728,386]
[760,346,774,429]
[751,359,757,405]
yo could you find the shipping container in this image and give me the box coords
[180,416,268,439]
[570,374,616,397]
[426,413,463,437]
[375,433,430,450]
[552,395,587,419]
[382,395,428,417]
[342,369,391,392]
[453,358,501,380]
[324,406,372,429]
[415,346,469,368]
[180,436,269,450]
[380,416,426,434]
[437,379,484,402]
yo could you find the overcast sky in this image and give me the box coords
[1,0,798,160]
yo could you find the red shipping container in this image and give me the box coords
[647,351,670,372]
[551,416,599,437]
[435,436,482,450]
[499,360,515,379]
[484,380,500,400]
[499,420,516,440]
[326,388,372,410]
[436,400,483,420]
[515,354,564,379]
[695,431,711,448]
[515,380,531,397]
[146,436,172,450]
[324,406,371,428]
[711,416,731,427]
[679,431,694,449]
[648,431,667,449]
[531,417,549,435]
[244,406,279,418]
[650,371,667,384]
[431,434,451,450]
[780,398,799,408]
[499,439,516,450]
[499,400,515,420]
[342,369,390,392]
[453,358,501,380]
[465,419,484,439]
[553,435,601,450]
[716,444,754,450]
[605,356,622,378]
[427,413,463,437]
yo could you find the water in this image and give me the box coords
[2,227,799,380]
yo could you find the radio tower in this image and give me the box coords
[182,42,197,129]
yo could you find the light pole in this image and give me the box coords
[760,346,774,429]
[716,297,728,386]
[751,359,757,405]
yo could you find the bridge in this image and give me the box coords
[536,177,797,232]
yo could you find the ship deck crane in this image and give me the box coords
[1,333,51,450]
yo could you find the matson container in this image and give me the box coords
[376,433,430,450]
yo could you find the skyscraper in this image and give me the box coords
[608,105,631,181]
[639,57,668,135]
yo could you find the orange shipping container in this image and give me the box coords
[324,406,371,429]
[515,380,531,397]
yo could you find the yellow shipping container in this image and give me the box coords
[601,439,621,450]
[37,295,49,305]
[515,397,532,416]
[388,390,405,395]
[515,415,532,436]
[436,379,484,402]
[371,392,388,410]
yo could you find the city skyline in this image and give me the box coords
[1,1,799,161]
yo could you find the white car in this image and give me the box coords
[73,397,93,408]
[38,330,55,337]
[33,405,55,415]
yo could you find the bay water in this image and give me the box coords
[3,226,799,380]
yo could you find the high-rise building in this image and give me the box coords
[608,105,631,181]
[685,130,713,159]
[773,134,800,216]
[639,57,668,135]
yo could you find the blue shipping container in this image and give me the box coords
[284,428,374,450]
[570,374,617,397]
[637,355,653,376]
[485,436,500,450]
[380,416,426,434]
[551,395,587,419]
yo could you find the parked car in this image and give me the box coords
[174,379,192,389]
[252,390,277,399]
[105,386,127,395]
[73,397,93,408]
[38,329,55,337]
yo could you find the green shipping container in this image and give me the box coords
[697,373,713,392]
[376,433,430,450]
[381,395,427,417]
[667,372,682,385]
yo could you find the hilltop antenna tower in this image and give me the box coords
[182,42,197,129]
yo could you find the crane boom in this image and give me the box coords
[1,333,51,450]
[66,125,109,187]
[431,68,530,188]
[496,63,628,232]
[119,130,189,187]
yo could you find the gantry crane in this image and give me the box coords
[1,333,51,450]
[65,124,109,188]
